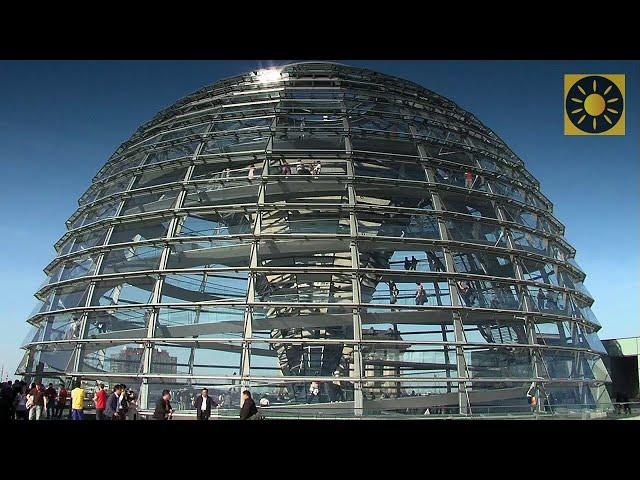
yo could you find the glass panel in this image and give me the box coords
[458,280,522,310]
[30,344,76,374]
[464,322,528,345]
[195,163,263,182]
[57,254,98,282]
[273,130,345,151]
[248,340,353,378]
[258,239,351,269]
[261,208,350,235]
[99,150,147,180]
[255,272,353,304]
[354,179,433,210]
[75,201,120,228]
[477,156,504,174]
[132,167,186,189]
[265,179,349,204]
[156,306,246,339]
[385,248,446,273]
[361,312,455,344]
[422,141,476,165]
[91,277,156,306]
[490,179,526,203]
[251,306,354,340]
[177,212,254,237]
[510,229,550,256]
[434,166,462,188]
[540,349,582,380]
[465,346,534,379]
[60,227,108,256]
[154,123,208,143]
[521,258,558,286]
[150,343,241,376]
[357,211,440,239]
[446,219,506,247]
[144,379,244,410]
[99,244,163,274]
[350,115,411,135]
[161,272,248,303]
[584,331,607,354]
[451,250,515,278]
[202,132,269,154]
[144,141,200,165]
[354,158,425,181]
[211,116,272,133]
[440,191,497,218]
[41,282,91,312]
[120,190,179,216]
[363,272,451,307]
[21,324,44,346]
[95,177,132,202]
[183,181,260,207]
[559,268,591,296]
[362,344,453,381]
[526,191,547,210]
[351,134,418,156]
[35,312,83,341]
[79,343,145,374]
[571,296,600,326]
[502,204,557,235]
[528,286,569,315]
[86,308,150,337]
[550,243,568,262]
[167,239,251,269]
[269,158,348,176]
[108,218,171,245]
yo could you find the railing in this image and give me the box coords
[132,401,640,420]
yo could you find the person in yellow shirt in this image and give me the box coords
[70,382,85,420]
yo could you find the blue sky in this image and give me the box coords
[0,60,637,377]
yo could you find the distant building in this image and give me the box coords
[109,346,177,375]
[602,337,639,402]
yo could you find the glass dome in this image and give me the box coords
[17,62,611,416]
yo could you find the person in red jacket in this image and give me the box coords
[93,383,107,420]
[44,383,57,419]
[56,385,68,419]
[464,171,474,189]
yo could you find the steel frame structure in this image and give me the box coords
[17,62,612,416]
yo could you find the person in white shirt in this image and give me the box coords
[415,282,426,305]
[259,396,270,407]
[308,381,320,404]
[312,161,321,176]
[194,388,217,421]
[248,165,255,180]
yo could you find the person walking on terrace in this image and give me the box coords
[239,390,259,420]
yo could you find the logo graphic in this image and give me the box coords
[564,74,625,135]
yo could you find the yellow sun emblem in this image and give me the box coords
[564,74,625,135]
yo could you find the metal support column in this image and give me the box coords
[345,118,364,416]
[421,153,471,414]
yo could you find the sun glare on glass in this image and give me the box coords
[255,68,282,83]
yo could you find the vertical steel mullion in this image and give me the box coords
[345,156,364,416]
[70,210,117,383]
[418,140,470,414]
[70,279,97,382]
[239,120,271,401]
[345,112,363,416]
[412,125,454,393]
[498,204,545,400]
[140,126,209,409]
